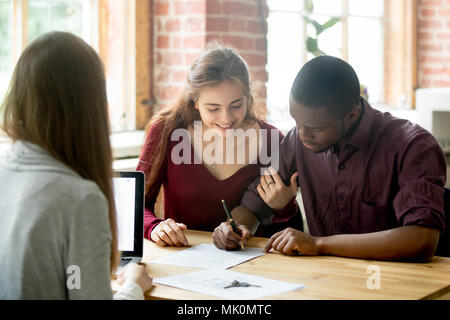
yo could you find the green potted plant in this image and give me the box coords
[303,0,340,57]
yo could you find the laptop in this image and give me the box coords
[113,171,145,268]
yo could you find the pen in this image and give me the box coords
[221,199,245,251]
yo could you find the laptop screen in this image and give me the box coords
[113,171,144,256]
[113,176,136,251]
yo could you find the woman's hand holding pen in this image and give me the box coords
[213,221,251,251]
[151,218,189,247]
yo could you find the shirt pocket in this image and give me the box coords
[358,201,388,233]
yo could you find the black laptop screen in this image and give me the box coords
[113,171,144,256]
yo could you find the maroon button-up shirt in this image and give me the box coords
[242,99,447,236]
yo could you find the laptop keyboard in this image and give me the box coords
[120,257,132,267]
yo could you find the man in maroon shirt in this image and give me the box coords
[213,56,446,261]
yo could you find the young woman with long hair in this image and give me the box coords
[0,32,152,299]
[137,43,303,248]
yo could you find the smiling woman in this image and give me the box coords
[136,43,303,248]
[194,80,248,135]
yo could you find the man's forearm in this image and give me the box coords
[231,205,260,235]
[316,225,440,261]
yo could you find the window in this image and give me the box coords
[0,0,141,132]
[266,0,416,127]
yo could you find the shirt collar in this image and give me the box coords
[344,98,377,151]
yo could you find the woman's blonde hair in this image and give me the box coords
[1,31,119,274]
[145,42,258,193]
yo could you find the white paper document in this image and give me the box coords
[148,243,265,269]
[154,268,304,300]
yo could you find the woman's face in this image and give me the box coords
[195,80,247,136]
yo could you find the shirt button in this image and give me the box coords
[338,194,344,201]
[339,164,345,170]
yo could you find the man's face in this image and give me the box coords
[289,95,347,153]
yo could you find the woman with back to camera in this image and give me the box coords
[0,31,152,299]
[137,43,303,249]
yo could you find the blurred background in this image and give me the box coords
[0,0,449,185]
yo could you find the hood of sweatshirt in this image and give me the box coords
[0,140,78,177]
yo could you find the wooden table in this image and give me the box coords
[140,230,450,300]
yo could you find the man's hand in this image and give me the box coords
[257,167,299,210]
[264,227,321,256]
[213,221,251,251]
[150,218,188,247]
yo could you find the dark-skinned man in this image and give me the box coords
[213,55,446,262]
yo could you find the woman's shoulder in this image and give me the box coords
[145,118,187,145]
[47,173,107,207]
[50,176,109,233]
[146,119,166,138]
[256,119,280,131]
[141,120,168,157]
[11,171,108,232]
[255,119,285,140]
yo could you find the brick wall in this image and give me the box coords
[418,0,450,87]
[153,0,206,109]
[153,0,268,117]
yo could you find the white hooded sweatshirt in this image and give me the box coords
[0,141,143,299]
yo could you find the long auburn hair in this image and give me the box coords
[1,31,119,274]
[145,43,259,193]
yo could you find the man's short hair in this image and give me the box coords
[290,55,361,115]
